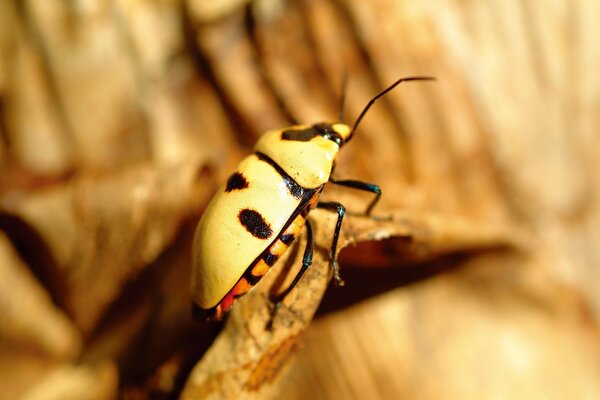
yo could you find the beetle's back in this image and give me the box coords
[191,154,305,309]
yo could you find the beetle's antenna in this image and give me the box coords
[348,76,436,142]
[338,71,348,123]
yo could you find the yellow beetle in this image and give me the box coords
[191,77,433,320]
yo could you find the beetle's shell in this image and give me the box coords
[191,154,305,308]
[192,124,350,312]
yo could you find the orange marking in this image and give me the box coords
[216,277,253,317]
[232,277,253,295]
[251,260,270,277]
[285,215,305,237]
[270,240,288,256]
[307,193,319,209]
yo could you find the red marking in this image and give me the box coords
[214,277,253,319]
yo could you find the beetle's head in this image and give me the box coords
[311,123,352,147]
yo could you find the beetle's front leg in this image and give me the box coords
[316,201,346,286]
[329,177,381,216]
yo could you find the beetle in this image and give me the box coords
[191,76,434,320]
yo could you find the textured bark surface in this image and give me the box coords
[0,0,599,399]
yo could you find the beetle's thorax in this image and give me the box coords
[254,123,350,189]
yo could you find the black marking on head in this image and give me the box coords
[280,233,295,245]
[281,127,319,142]
[225,172,249,192]
[281,124,343,146]
[263,252,278,267]
[313,123,343,146]
[255,152,306,199]
[238,209,273,239]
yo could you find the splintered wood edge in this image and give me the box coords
[181,208,524,399]
[341,209,529,258]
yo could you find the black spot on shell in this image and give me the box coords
[225,172,249,192]
[246,273,262,285]
[238,209,273,239]
[263,252,278,266]
[280,233,295,245]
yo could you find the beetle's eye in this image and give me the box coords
[329,133,343,146]
[324,133,340,145]
[311,123,343,146]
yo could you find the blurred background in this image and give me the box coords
[1,0,599,399]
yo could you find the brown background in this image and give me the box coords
[1,0,599,399]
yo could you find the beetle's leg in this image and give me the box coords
[316,201,346,287]
[268,220,314,329]
[329,178,381,216]
[273,219,314,308]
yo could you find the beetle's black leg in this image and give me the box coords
[316,201,346,286]
[329,178,381,216]
[267,220,314,329]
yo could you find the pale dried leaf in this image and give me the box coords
[20,361,118,400]
[0,231,81,359]
[0,158,211,333]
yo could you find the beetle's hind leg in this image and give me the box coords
[315,201,346,287]
[329,177,381,216]
[268,220,314,328]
